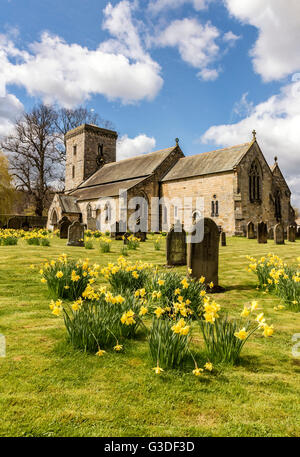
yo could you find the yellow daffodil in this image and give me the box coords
[204,362,213,372]
[192,366,203,377]
[234,328,248,340]
[153,364,164,374]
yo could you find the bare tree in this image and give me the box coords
[1,103,113,216]
[1,104,62,216]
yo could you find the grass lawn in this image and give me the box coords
[0,235,300,437]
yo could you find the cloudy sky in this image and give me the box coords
[1,0,300,208]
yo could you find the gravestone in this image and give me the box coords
[67,221,85,247]
[87,217,97,231]
[257,221,268,244]
[247,221,255,239]
[274,223,284,245]
[7,217,22,230]
[135,231,147,242]
[221,232,226,246]
[166,223,186,266]
[187,218,220,289]
[59,216,72,239]
[287,225,296,242]
[111,221,126,240]
[268,227,274,240]
[297,227,300,239]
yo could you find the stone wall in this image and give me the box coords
[161,171,236,234]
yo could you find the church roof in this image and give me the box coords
[161,142,252,182]
[78,147,176,189]
[58,194,81,213]
[69,177,146,201]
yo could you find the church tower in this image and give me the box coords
[65,124,118,192]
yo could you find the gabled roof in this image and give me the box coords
[58,194,81,213]
[69,177,146,201]
[78,147,177,189]
[271,161,291,194]
[161,142,252,182]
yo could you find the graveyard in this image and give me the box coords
[0,230,299,437]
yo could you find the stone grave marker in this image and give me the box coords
[287,225,296,242]
[257,221,268,244]
[166,223,186,266]
[67,221,85,247]
[187,218,220,289]
[247,221,255,239]
[59,216,72,239]
[274,223,284,245]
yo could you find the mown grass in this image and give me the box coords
[0,235,299,437]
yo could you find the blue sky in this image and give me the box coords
[1,0,300,207]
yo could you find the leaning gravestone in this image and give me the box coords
[59,216,72,239]
[257,221,268,244]
[221,232,226,246]
[187,218,220,289]
[274,223,284,245]
[287,225,296,242]
[247,221,255,239]
[166,223,186,266]
[67,221,85,247]
[268,227,274,240]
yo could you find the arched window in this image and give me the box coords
[87,203,92,219]
[51,210,58,225]
[104,202,111,223]
[249,161,261,202]
[274,190,282,221]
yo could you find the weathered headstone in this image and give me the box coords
[59,216,72,239]
[268,227,274,240]
[135,231,147,242]
[111,221,126,240]
[257,221,268,244]
[187,218,220,289]
[247,221,255,239]
[87,217,97,231]
[221,232,226,246]
[287,225,296,242]
[67,221,85,247]
[274,223,284,245]
[166,223,186,266]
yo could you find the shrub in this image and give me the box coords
[40,254,99,300]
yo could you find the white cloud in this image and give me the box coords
[148,0,213,13]
[224,0,300,81]
[201,80,300,208]
[154,18,220,80]
[197,67,219,81]
[0,2,163,107]
[223,30,240,45]
[0,94,23,137]
[117,133,156,160]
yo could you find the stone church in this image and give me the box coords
[47,123,295,235]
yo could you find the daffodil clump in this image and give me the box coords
[39,254,100,300]
[248,254,300,312]
[199,298,274,364]
[84,236,94,250]
[0,228,52,246]
[101,256,152,293]
[123,234,140,250]
[50,284,145,352]
[147,270,207,317]
[153,235,163,251]
[99,236,112,253]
